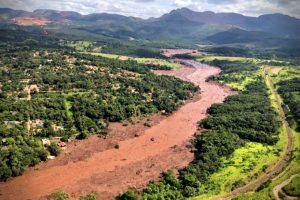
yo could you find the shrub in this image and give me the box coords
[60,135,69,142]
[119,189,139,200]
[79,192,97,200]
[143,122,151,127]
[256,179,272,192]
[48,142,61,156]
[48,191,69,200]
[76,131,89,140]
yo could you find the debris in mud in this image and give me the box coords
[149,164,155,168]
[144,122,152,127]
[58,142,67,147]
[136,169,143,175]
[134,134,140,137]
[47,155,56,160]
[190,148,197,153]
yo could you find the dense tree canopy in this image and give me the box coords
[277,78,300,131]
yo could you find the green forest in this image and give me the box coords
[277,78,300,131]
[0,47,198,181]
[119,59,281,200]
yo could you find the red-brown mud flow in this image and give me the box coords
[0,60,234,200]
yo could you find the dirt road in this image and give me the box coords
[273,174,299,200]
[0,61,234,200]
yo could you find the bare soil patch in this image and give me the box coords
[0,62,235,200]
[11,17,49,26]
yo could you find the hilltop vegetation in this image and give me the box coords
[1,7,300,58]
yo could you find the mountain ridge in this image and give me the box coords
[1,7,300,48]
[1,7,299,23]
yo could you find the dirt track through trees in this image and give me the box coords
[0,61,235,200]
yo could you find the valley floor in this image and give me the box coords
[0,61,234,200]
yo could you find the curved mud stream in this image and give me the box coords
[0,60,235,200]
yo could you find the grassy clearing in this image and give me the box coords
[233,130,300,200]
[264,70,282,113]
[64,40,101,52]
[196,55,290,66]
[64,98,73,119]
[135,57,180,68]
[197,55,256,62]
[218,69,262,90]
[62,91,96,120]
[191,124,287,200]
[272,67,300,84]
[88,52,181,69]
[233,67,300,200]
[198,55,269,91]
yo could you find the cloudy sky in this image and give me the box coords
[0,0,299,18]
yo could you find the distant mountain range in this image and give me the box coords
[1,7,300,48]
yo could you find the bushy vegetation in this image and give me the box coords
[79,192,97,200]
[48,191,97,200]
[231,66,300,200]
[62,39,188,59]
[197,55,294,91]
[0,134,47,181]
[277,78,300,131]
[48,142,61,156]
[199,58,261,90]
[89,52,180,69]
[48,191,69,200]
[201,81,280,145]
[0,47,198,181]
[120,59,280,199]
[282,176,300,197]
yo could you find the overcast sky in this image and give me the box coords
[0,0,299,19]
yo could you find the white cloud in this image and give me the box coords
[0,0,299,18]
[173,0,193,7]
